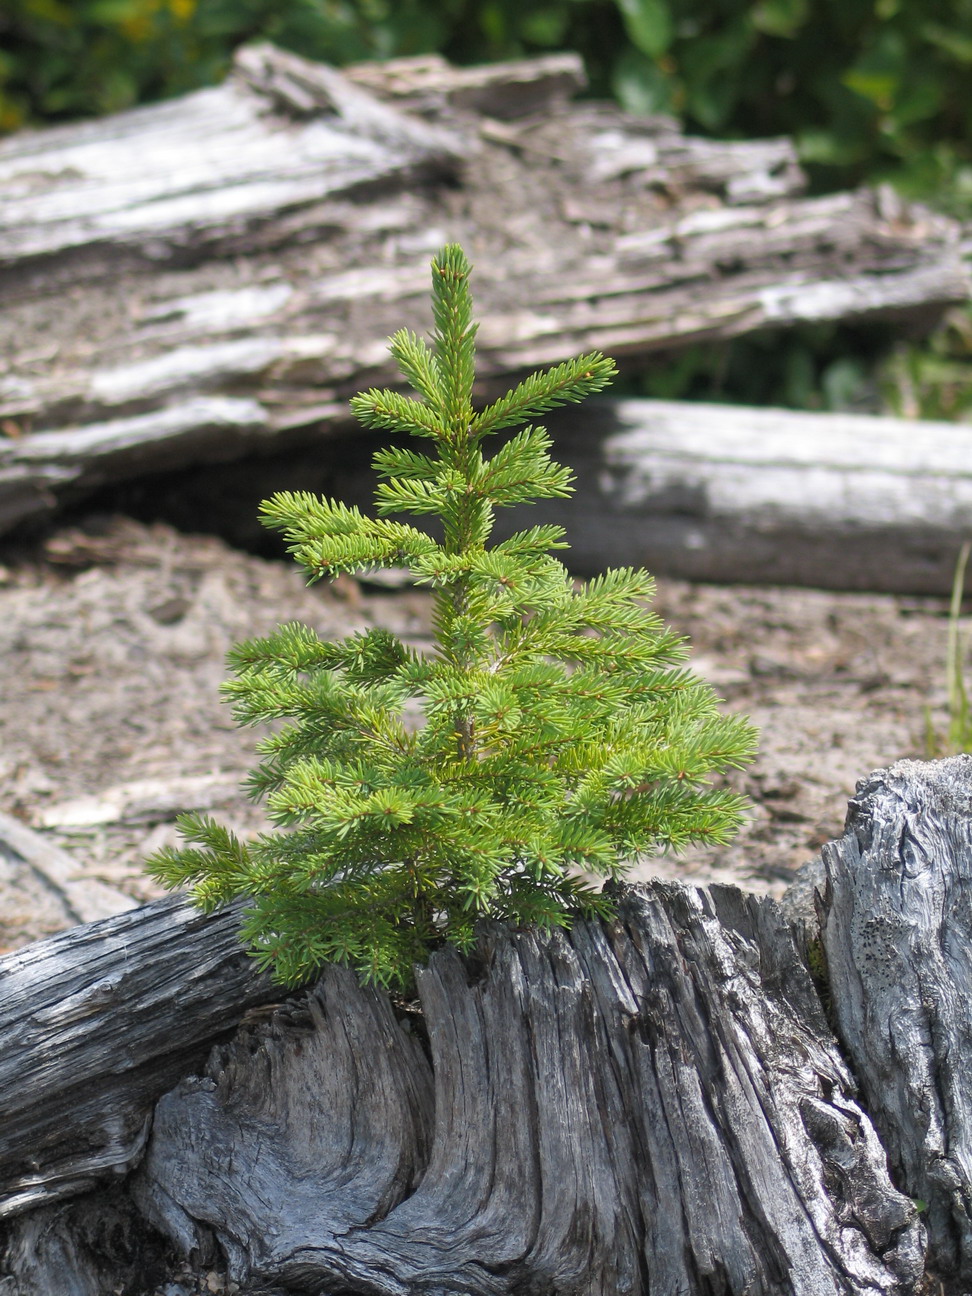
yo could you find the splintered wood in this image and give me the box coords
[822,756,972,1290]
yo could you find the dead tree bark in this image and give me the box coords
[0,895,279,1220]
[128,886,925,1296]
[1,882,926,1295]
[0,43,966,539]
[821,755,972,1293]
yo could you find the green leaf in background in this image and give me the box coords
[796,127,869,167]
[86,0,151,23]
[611,44,676,115]
[751,0,808,39]
[886,76,942,132]
[14,0,72,20]
[613,0,672,59]
[922,21,972,64]
[684,73,736,131]
[841,27,906,110]
[520,4,571,45]
[842,68,897,112]
[679,20,754,130]
[821,357,869,411]
[478,1,508,46]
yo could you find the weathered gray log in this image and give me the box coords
[0,43,966,539]
[324,395,972,595]
[821,756,972,1293]
[0,895,279,1220]
[0,42,465,272]
[126,884,924,1296]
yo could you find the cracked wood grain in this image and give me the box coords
[132,884,923,1295]
[822,756,972,1294]
[0,896,279,1220]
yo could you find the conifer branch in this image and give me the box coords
[472,353,618,438]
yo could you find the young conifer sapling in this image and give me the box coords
[147,245,758,989]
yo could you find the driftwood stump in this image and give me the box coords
[3,757,972,1293]
[129,886,923,1296]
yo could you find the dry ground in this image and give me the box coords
[0,513,953,953]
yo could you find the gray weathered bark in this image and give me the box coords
[0,43,967,540]
[0,1192,169,1296]
[821,755,972,1293]
[0,895,279,1220]
[1,881,927,1296]
[131,885,924,1296]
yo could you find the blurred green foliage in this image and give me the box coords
[881,310,972,422]
[611,0,972,214]
[625,321,891,413]
[626,315,972,422]
[3,0,972,212]
[0,0,623,130]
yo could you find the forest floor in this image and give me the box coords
[0,512,955,954]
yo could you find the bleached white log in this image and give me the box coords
[326,395,972,595]
[0,45,462,269]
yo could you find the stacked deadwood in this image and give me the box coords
[3,758,972,1294]
[0,43,968,557]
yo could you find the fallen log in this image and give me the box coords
[0,43,966,539]
[0,895,279,1220]
[325,395,972,595]
[77,390,972,595]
